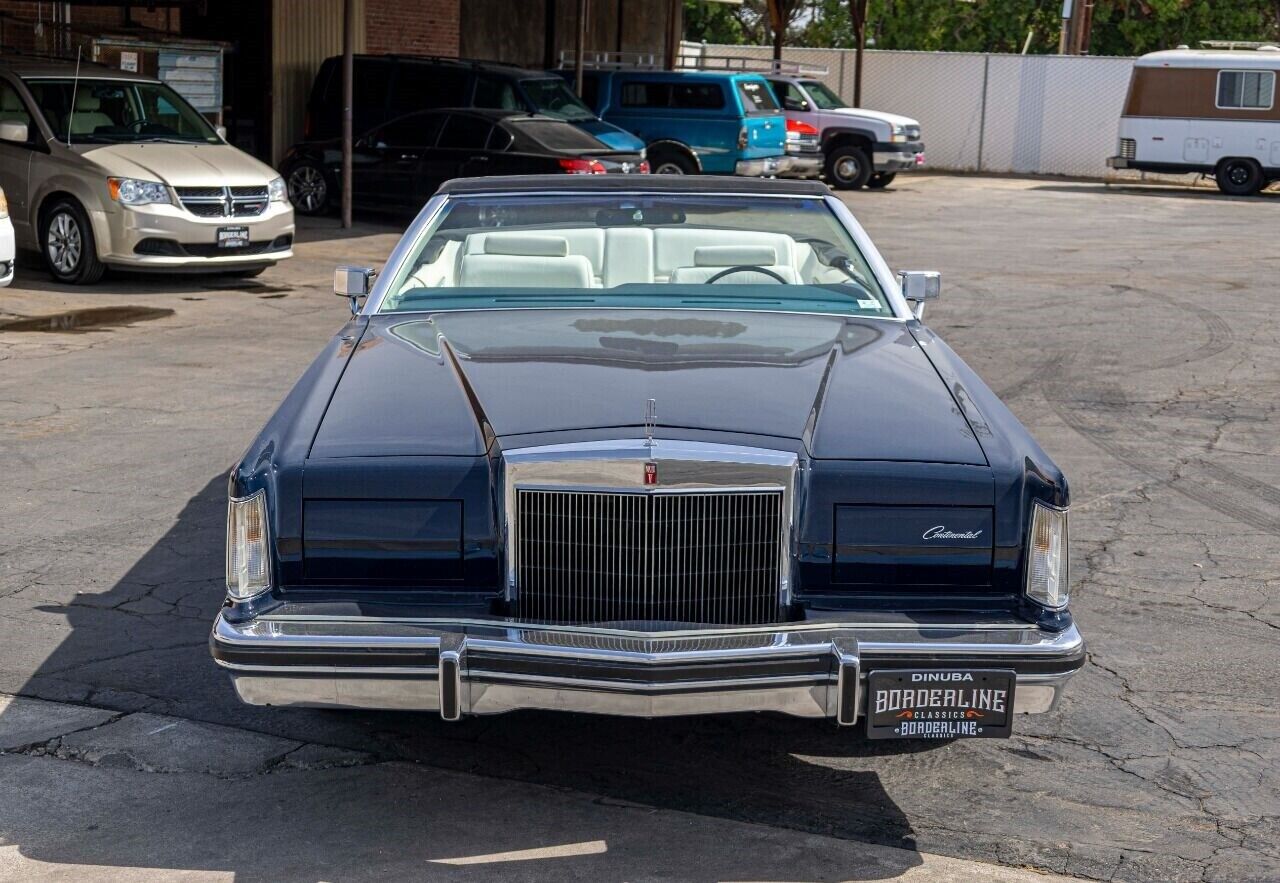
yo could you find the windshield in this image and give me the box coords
[801,81,848,111]
[521,78,595,122]
[382,193,892,318]
[25,78,219,144]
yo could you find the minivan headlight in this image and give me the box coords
[268,176,288,203]
[0,187,8,219]
[1025,501,1068,609]
[226,490,271,600]
[108,177,171,206]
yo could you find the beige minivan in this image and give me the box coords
[0,58,293,284]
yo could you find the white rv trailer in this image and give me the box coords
[1108,47,1280,195]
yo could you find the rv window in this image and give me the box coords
[1216,70,1275,110]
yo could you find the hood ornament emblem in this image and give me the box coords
[643,398,657,448]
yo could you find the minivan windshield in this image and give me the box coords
[800,81,848,111]
[25,78,219,144]
[382,193,893,318]
[520,78,596,122]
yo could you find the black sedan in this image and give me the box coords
[281,108,648,215]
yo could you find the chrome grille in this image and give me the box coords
[1119,137,1136,159]
[515,489,784,625]
[175,185,269,218]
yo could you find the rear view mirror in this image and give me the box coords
[0,121,28,144]
[215,125,227,140]
[898,270,941,319]
[334,265,377,315]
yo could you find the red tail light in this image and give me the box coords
[558,157,607,175]
[786,118,819,135]
[637,160,650,174]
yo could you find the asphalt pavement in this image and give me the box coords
[0,176,1277,882]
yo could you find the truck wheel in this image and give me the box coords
[825,146,872,190]
[1215,158,1264,196]
[867,172,897,189]
[649,149,696,175]
[41,198,106,285]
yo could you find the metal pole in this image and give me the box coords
[575,0,586,96]
[341,0,354,229]
[976,54,989,172]
[851,0,867,106]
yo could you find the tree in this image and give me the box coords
[687,0,1280,56]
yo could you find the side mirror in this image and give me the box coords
[898,270,941,319]
[215,125,227,141]
[334,265,377,316]
[0,120,28,144]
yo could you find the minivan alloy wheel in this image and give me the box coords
[47,212,82,275]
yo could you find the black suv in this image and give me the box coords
[303,55,643,151]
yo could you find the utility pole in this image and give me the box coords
[850,0,868,106]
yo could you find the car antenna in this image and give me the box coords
[66,44,82,148]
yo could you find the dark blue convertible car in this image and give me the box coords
[212,176,1082,739]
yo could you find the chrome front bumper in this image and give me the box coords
[211,614,1084,725]
[872,149,926,172]
[734,155,823,178]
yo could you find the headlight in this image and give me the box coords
[890,124,907,144]
[1025,501,1068,609]
[108,177,171,206]
[0,188,8,219]
[226,490,271,600]
[268,176,288,203]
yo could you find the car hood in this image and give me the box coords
[79,142,279,186]
[827,107,920,129]
[310,309,987,464]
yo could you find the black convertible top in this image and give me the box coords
[438,175,832,196]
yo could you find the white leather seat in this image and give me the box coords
[654,228,796,283]
[458,234,594,289]
[467,229,606,285]
[667,245,800,285]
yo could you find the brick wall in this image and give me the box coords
[365,0,460,56]
[0,2,179,53]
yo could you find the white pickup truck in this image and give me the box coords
[766,75,924,190]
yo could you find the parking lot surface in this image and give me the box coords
[1,176,1277,882]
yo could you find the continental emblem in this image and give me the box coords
[644,462,658,486]
[643,398,657,448]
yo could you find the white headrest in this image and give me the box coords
[693,245,778,267]
[75,92,101,112]
[482,233,569,258]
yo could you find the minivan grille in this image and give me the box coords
[1119,138,1136,159]
[515,489,783,625]
[175,185,269,218]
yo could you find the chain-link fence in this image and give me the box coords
[687,42,1146,180]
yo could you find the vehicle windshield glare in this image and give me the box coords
[382,194,893,317]
[26,78,219,144]
[521,78,595,122]
[800,81,847,111]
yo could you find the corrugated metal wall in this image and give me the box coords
[272,0,366,166]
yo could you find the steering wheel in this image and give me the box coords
[703,265,788,285]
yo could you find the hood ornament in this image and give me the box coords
[643,398,657,448]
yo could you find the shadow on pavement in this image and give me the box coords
[2,475,930,879]
[1031,182,1280,201]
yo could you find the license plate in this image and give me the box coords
[217,226,250,248]
[866,669,1015,740]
